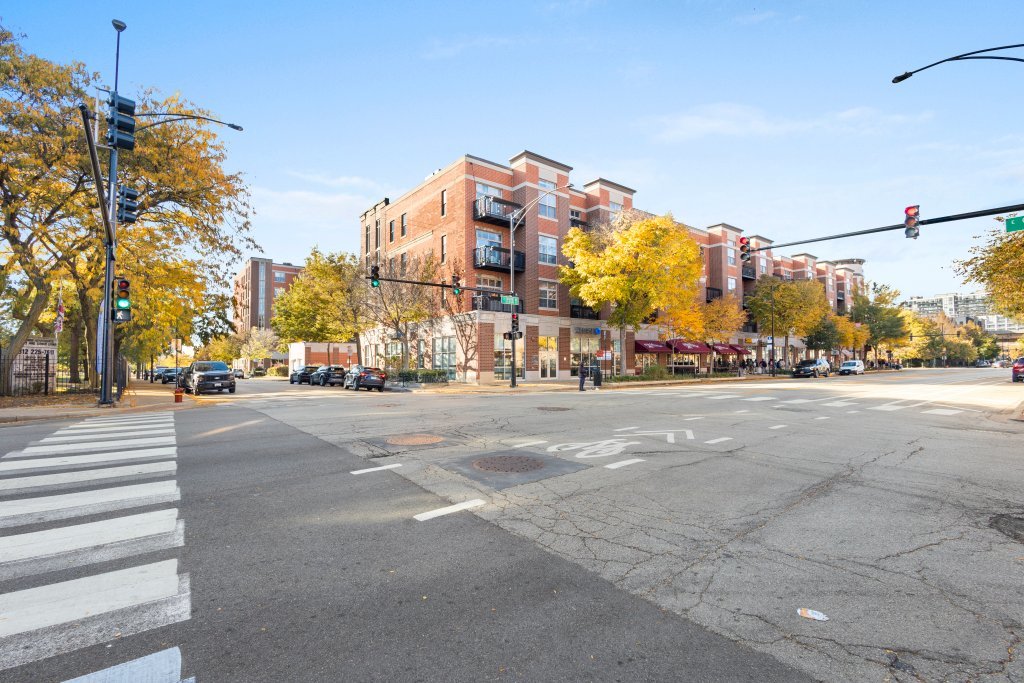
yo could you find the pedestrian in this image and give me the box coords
[578,359,586,392]
[759,359,767,375]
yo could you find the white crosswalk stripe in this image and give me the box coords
[0,412,190,673]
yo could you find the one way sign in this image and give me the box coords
[112,309,132,322]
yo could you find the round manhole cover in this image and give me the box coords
[472,455,545,473]
[385,434,444,446]
[537,406,571,412]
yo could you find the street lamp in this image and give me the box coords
[136,112,244,132]
[506,182,573,388]
[892,43,1024,83]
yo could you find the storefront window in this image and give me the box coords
[494,336,524,380]
[432,336,456,380]
[570,333,600,376]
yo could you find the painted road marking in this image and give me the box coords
[705,395,740,400]
[0,481,180,528]
[0,447,177,472]
[769,425,787,430]
[605,458,645,469]
[15,435,176,456]
[511,440,548,448]
[683,416,704,421]
[815,416,831,420]
[0,509,180,565]
[0,560,183,638]
[734,410,750,414]
[613,427,638,432]
[0,461,176,494]
[742,396,776,402]
[351,463,402,475]
[781,399,815,404]
[705,437,732,444]
[923,408,963,416]
[869,404,907,411]
[823,401,858,407]
[63,647,185,683]
[56,420,174,435]
[40,428,175,443]
[74,416,174,428]
[414,499,486,521]
[847,410,860,413]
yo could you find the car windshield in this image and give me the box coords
[842,362,857,367]
[797,360,817,367]
[194,362,228,372]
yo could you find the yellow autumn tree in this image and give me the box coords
[561,211,703,375]
[699,295,748,373]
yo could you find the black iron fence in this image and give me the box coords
[0,346,122,397]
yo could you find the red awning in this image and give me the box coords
[634,339,673,354]
[730,345,751,355]
[667,339,711,354]
[712,343,739,355]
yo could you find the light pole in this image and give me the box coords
[506,183,573,388]
[770,282,776,377]
[892,43,1024,83]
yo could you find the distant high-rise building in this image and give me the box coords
[901,291,1024,332]
[232,258,303,336]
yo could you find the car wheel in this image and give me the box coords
[812,370,818,378]
[320,377,327,386]
[289,378,294,384]
[377,386,384,392]
[353,379,360,391]
[192,385,201,396]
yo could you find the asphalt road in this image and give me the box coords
[2,368,1022,682]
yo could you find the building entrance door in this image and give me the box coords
[539,336,557,379]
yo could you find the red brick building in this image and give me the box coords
[232,257,303,336]
[357,150,867,382]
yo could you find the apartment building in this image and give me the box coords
[902,291,1024,332]
[357,150,868,383]
[232,257,303,336]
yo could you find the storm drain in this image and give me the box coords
[385,434,444,446]
[472,455,545,473]
[537,406,571,412]
[990,514,1024,543]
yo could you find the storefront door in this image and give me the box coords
[539,336,557,379]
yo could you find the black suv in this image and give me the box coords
[310,365,347,386]
[182,361,236,394]
[289,365,320,385]
[793,358,831,378]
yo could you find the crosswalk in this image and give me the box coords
[0,412,191,681]
[647,389,966,416]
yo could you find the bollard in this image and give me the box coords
[174,387,184,403]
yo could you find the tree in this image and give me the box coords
[364,254,438,370]
[239,328,279,368]
[955,216,1024,321]
[196,334,242,362]
[698,296,747,373]
[803,313,842,357]
[561,211,703,375]
[850,283,907,362]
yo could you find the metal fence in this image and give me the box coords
[0,347,120,397]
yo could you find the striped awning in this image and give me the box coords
[729,345,752,355]
[667,339,712,354]
[635,339,673,354]
[712,343,739,355]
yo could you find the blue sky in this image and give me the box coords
[6,0,1023,299]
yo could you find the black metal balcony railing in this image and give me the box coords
[836,291,846,300]
[741,265,756,280]
[472,294,524,313]
[570,304,600,320]
[570,217,590,229]
[473,197,522,226]
[474,246,525,273]
[706,287,723,302]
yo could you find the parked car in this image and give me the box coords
[1013,357,1024,383]
[151,366,169,380]
[289,365,320,385]
[251,367,267,377]
[233,369,245,379]
[793,358,831,378]
[161,368,183,385]
[838,360,865,375]
[975,359,991,368]
[343,365,388,392]
[181,361,236,395]
[310,365,347,386]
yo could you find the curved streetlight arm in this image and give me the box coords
[509,183,574,234]
[136,111,243,132]
[892,42,1024,82]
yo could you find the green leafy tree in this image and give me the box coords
[955,215,1024,320]
[239,328,279,368]
[803,313,842,357]
[365,254,438,370]
[561,211,703,375]
[850,283,907,362]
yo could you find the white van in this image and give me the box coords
[839,360,865,375]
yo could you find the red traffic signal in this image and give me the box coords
[904,205,920,239]
[738,236,752,262]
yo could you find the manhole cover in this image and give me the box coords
[537,406,571,412]
[472,455,545,473]
[990,514,1024,543]
[385,434,444,446]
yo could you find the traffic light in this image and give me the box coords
[739,236,752,262]
[107,93,136,151]
[511,312,520,332]
[370,265,380,288]
[117,186,139,224]
[451,274,462,296]
[904,205,920,239]
[110,278,131,321]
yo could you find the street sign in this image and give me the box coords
[112,309,132,322]
[500,295,519,305]
[1006,216,1024,232]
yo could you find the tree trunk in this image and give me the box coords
[78,289,99,389]
[618,326,626,375]
[0,284,51,396]
[69,313,81,384]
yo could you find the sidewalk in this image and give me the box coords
[0,380,192,425]
[407,372,787,395]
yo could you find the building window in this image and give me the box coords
[539,281,558,309]
[476,182,502,199]
[400,252,407,276]
[274,272,286,283]
[539,235,557,265]
[727,277,737,292]
[401,213,407,237]
[365,225,370,255]
[417,339,425,369]
[476,229,501,249]
[538,179,556,219]
[728,248,736,265]
[441,189,447,217]
[389,220,395,243]
[432,336,456,380]
[609,201,623,219]
[375,219,380,249]
[494,336,524,380]
[476,275,502,290]
[760,259,767,274]
[570,209,581,222]
[274,287,284,297]
[388,257,395,274]
[440,235,447,264]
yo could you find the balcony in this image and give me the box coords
[570,304,600,320]
[706,287,723,302]
[741,265,756,280]
[836,290,845,300]
[570,217,590,229]
[472,293,523,314]
[474,246,525,273]
[473,197,522,227]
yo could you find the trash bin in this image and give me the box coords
[592,365,602,388]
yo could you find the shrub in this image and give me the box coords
[392,369,449,384]
[268,365,288,377]
[641,365,669,380]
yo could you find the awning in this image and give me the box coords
[667,339,711,354]
[634,339,673,354]
[712,343,739,355]
[840,349,853,358]
[729,345,751,355]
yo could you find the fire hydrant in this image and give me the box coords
[174,387,184,403]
